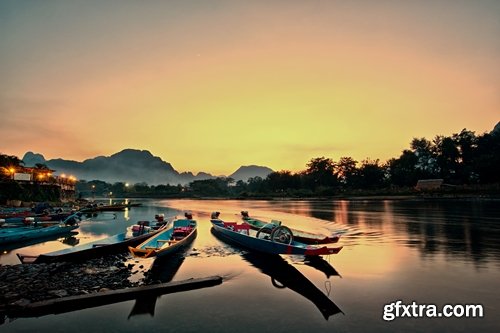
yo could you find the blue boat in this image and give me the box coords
[0,224,79,246]
[210,218,342,256]
[17,224,167,264]
[129,215,197,258]
[0,213,80,246]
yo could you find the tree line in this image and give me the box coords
[75,126,500,198]
[2,125,499,199]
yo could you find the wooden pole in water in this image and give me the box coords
[6,275,223,318]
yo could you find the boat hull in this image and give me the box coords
[0,225,79,246]
[242,217,340,244]
[211,220,342,256]
[129,219,197,258]
[17,227,165,264]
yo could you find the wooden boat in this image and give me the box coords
[79,203,127,213]
[0,212,76,226]
[210,218,342,256]
[128,214,173,237]
[239,211,340,244]
[0,224,79,246]
[129,215,197,258]
[123,202,142,208]
[17,225,167,264]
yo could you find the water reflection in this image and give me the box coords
[128,253,186,319]
[302,255,341,279]
[294,199,500,266]
[0,232,79,254]
[389,200,500,264]
[241,252,343,320]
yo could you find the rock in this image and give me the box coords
[10,298,31,307]
[48,290,69,298]
[0,252,139,309]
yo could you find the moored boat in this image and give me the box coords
[210,216,342,256]
[17,224,167,264]
[79,203,127,213]
[129,213,197,258]
[0,224,79,246]
[240,211,340,244]
[0,213,81,246]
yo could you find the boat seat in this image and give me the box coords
[145,246,158,250]
[156,240,169,244]
[234,224,250,235]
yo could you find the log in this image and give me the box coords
[7,275,223,318]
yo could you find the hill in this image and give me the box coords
[21,150,273,185]
[229,165,273,182]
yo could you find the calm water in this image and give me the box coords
[1,199,499,332]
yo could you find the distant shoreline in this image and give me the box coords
[2,191,499,208]
[93,192,500,202]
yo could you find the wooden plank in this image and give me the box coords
[7,275,223,318]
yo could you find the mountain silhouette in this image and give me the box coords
[229,165,273,182]
[21,149,272,185]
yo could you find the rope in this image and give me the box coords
[325,280,332,297]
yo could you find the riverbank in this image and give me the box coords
[0,253,157,321]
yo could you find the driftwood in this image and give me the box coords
[6,275,223,318]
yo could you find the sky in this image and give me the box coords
[1,0,499,175]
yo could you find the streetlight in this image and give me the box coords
[8,167,15,180]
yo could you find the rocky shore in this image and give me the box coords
[0,253,154,313]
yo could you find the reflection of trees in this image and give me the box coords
[308,201,335,222]
[300,200,499,265]
[397,200,499,264]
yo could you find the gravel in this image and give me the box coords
[0,253,156,311]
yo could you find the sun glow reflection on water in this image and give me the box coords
[1,199,499,333]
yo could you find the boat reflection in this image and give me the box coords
[128,252,186,319]
[241,252,343,320]
[302,255,341,279]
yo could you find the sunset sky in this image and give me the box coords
[1,1,499,175]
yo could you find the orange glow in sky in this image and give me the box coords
[1,1,498,175]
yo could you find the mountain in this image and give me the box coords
[21,149,214,185]
[229,165,273,182]
[491,121,500,136]
[21,149,273,185]
[22,152,46,166]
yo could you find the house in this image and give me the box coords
[415,179,444,191]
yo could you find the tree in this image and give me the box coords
[452,129,478,183]
[188,177,231,196]
[433,135,460,182]
[387,150,418,186]
[335,157,358,188]
[357,159,386,189]
[247,176,266,193]
[475,132,500,183]
[0,153,24,180]
[305,157,338,190]
[410,137,438,178]
[266,170,300,192]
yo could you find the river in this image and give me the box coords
[1,198,499,332]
